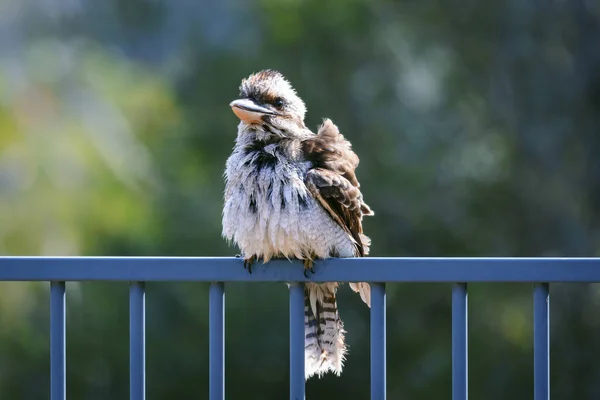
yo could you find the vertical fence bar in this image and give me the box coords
[452,283,468,400]
[130,282,146,400]
[210,282,225,400]
[370,282,387,400]
[534,283,550,400]
[289,283,305,400]
[51,281,66,400]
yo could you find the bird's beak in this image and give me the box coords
[230,98,277,123]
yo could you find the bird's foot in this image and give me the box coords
[303,259,315,278]
[243,255,256,274]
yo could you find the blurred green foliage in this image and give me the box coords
[1,0,600,398]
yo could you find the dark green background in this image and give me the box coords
[1,0,600,398]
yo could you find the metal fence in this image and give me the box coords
[1,257,599,400]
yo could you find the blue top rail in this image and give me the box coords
[0,256,599,282]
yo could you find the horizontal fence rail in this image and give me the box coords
[1,257,600,282]
[1,257,600,400]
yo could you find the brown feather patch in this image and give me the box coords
[302,119,373,256]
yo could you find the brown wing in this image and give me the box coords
[302,119,374,256]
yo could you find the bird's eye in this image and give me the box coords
[273,97,284,109]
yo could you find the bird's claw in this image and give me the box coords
[303,259,315,278]
[243,255,255,274]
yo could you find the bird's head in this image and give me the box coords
[230,70,307,135]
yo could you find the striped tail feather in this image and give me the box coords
[304,282,347,379]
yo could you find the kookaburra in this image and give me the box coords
[222,70,373,379]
